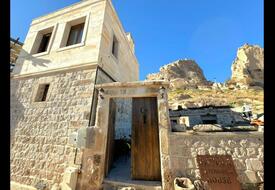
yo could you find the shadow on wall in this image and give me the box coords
[13,48,51,74]
[10,47,50,143]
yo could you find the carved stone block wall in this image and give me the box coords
[169,132,263,189]
[10,69,96,189]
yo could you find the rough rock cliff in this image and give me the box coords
[145,44,263,112]
[146,59,211,89]
[229,44,263,88]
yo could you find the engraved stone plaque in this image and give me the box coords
[197,155,241,190]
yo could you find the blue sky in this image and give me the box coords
[11,0,263,82]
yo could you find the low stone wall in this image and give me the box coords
[168,131,263,189]
[169,108,235,128]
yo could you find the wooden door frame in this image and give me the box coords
[95,82,171,189]
[104,98,116,177]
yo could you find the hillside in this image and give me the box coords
[146,44,264,114]
[168,88,263,114]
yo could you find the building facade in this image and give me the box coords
[10,0,264,189]
[10,0,138,189]
[169,106,236,129]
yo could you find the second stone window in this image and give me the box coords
[112,35,119,59]
[66,23,84,46]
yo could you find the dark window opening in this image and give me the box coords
[66,23,84,46]
[37,33,52,53]
[170,119,178,127]
[112,35,119,58]
[201,114,218,124]
[35,84,50,102]
[202,119,218,124]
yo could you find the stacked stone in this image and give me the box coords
[10,69,96,189]
[169,133,263,189]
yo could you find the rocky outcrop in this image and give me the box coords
[229,44,263,88]
[146,44,263,112]
[146,59,211,89]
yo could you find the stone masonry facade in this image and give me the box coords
[169,132,263,189]
[11,68,96,189]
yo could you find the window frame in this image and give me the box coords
[112,35,119,58]
[66,23,85,46]
[31,24,58,57]
[57,13,90,52]
[111,34,119,60]
[34,83,50,102]
[37,32,52,53]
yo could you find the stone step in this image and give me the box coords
[102,179,162,190]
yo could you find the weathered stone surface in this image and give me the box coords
[193,124,223,132]
[169,132,263,186]
[172,124,186,132]
[146,59,211,89]
[11,181,37,190]
[193,180,210,190]
[228,44,264,88]
[173,177,195,190]
[244,170,259,183]
[245,159,263,171]
[10,69,96,188]
[60,167,79,190]
[225,125,258,131]
[257,171,264,182]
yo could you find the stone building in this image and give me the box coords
[10,37,23,72]
[73,81,263,190]
[169,105,236,129]
[10,0,263,189]
[10,0,138,189]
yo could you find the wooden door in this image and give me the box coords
[105,99,116,176]
[131,97,161,180]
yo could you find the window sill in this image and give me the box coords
[32,101,48,108]
[57,42,85,52]
[32,51,50,57]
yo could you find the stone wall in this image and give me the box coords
[74,68,117,190]
[168,132,263,189]
[170,108,235,127]
[98,0,139,82]
[113,98,132,140]
[10,68,96,189]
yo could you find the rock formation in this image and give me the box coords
[228,44,264,88]
[146,44,263,112]
[146,59,211,89]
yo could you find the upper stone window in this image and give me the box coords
[31,27,54,54]
[37,33,52,53]
[66,23,84,46]
[59,16,87,48]
[35,84,50,102]
[112,35,119,58]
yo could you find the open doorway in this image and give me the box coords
[105,97,161,182]
[105,98,132,181]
